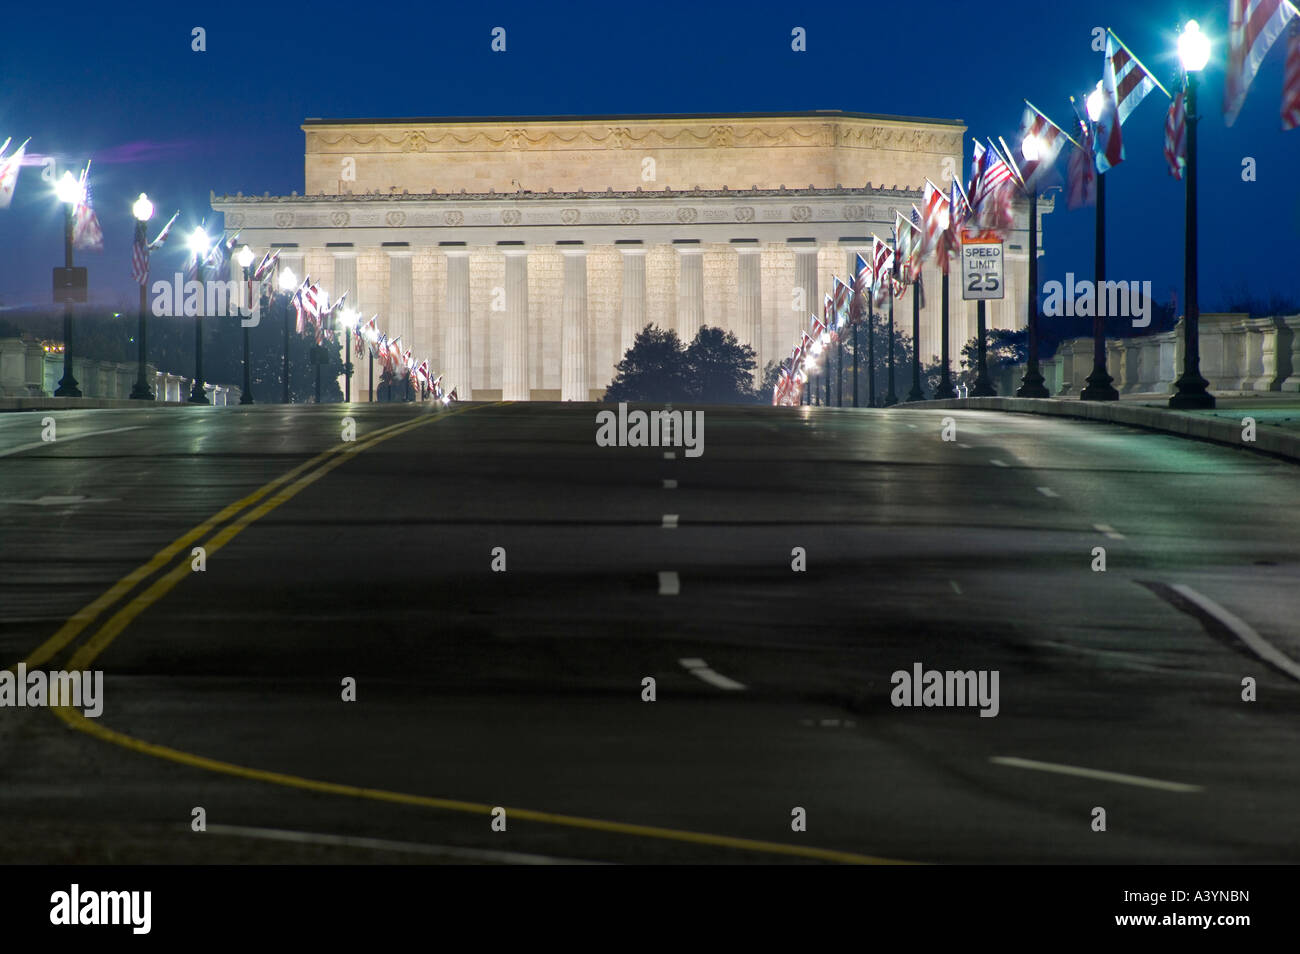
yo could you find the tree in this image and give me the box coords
[684,326,757,403]
[757,360,783,401]
[956,328,1025,390]
[604,324,690,402]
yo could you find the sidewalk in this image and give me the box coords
[892,393,1300,464]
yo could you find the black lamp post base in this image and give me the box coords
[54,380,82,398]
[883,392,899,407]
[1080,367,1119,402]
[971,371,996,397]
[1169,374,1215,409]
[188,384,209,404]
[129,382,154,400]
[905,384,925,402]
[934,375,956,400]
[1015,369,1050,398]
[239,392,255,405]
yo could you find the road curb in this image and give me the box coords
[890,396,1300,465]
[0,397,195,411]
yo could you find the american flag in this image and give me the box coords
[969,141,1016,233]
[908,207,926,309]
[1225,0,1299,126]
[72,166,103,252]
[822,294,834,337]
[1164,92,1187,179]
[854,252,873,316]
[148,211,180,251]
[871,236,894,309]
[1107,31,1162,126]
[252,249,280,282]
[1283,21,1300,129]
[894,212,914,287]
[131,222,149,286]
[809,314,826,341]
[832,276,851,326]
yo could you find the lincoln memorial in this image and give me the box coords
[210,110,1048,400]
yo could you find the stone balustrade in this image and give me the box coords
[0,338,241,405]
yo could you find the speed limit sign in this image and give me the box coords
[960,229,1004,301]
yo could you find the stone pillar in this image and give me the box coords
[676,245,704,341]
[620,246,646,358]
[444,248,472,399]
[503,248,530,401]
[737,246,763,375]
[561,247,588,401]
[793,245,818,330]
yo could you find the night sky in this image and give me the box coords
[1,0,1296,311]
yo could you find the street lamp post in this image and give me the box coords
[237,245,255,405]
[935,269,956,398]
[129,194,155,400]
[53,172,83,397]
[1081,84,1119,402]
[884,263,898,406]
[1016,137,1050,398]
[187,229,210,404]
[867,296,877,407]
[906,277,925,402]
[972,298,996,396]
[278,266,297,404]
[1170,20,1215,409]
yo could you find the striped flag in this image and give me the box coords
[1067,122,1097,209]
[948,178,972,248]
[921,179,951,272]
[1284,22,1300,129]
[894,211,914,285]
[1225,0,1299,126]
[252,248,280,281]
[1018,103,1070,192]
[871,236,894,309]
[1164,92,1187,179]
[131,223,149,286]
[1096,31,1166,172]
[0,139,28,209]
[969,140,1015,220]
[908,206,926,308]
[147,210,180,251]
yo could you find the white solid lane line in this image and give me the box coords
[1170,584,1300,681]
[663,451,676,459]
[1093,523,1126,540]
[657,571,680,595]
[1036,486,1060,498]
[678,657,746,691]
[0,425,143,459]
[990,756,1203,793]
[662,514,678,529]
[662,479,677,489]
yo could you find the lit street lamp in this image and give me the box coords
[1170,19,1215,409]
[129,193,155,400]
[1080,83,1119,401]
[278,265,298,404]
[186,228,211,404]
[53,172,84,397]
[237,244,256,405]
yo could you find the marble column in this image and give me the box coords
[503,248,530,401]
[737,246,763,377]
[619,246,646,358]
[676,245,704,341]
[794,245,818,331]
[444,248,472,399]
[561,247,588,401]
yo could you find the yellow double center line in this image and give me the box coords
[30,402,906,865]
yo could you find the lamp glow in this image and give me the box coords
[236,244,255,269]
[132,193,154,222]
[187,228,210,256]
[55,171,84,205]
[1086,83,1105,123]
[1179,20,1210,72]
[338,306,360,329]
[278,266,298,291]
[1021,134,1043,163]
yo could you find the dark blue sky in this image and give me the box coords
[1,0,1296,311]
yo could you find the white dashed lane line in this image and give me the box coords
[990,459,1008,467]
[1093,523,1126,540]
[662,514,678,529]
[657,571,680,595]
[678,657,747,691]
[662,479,677,489]
[663,451,676,459]
[990,757,1203,793]
[1036,486,1060,498]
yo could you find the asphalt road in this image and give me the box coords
[1,401,1298,864]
